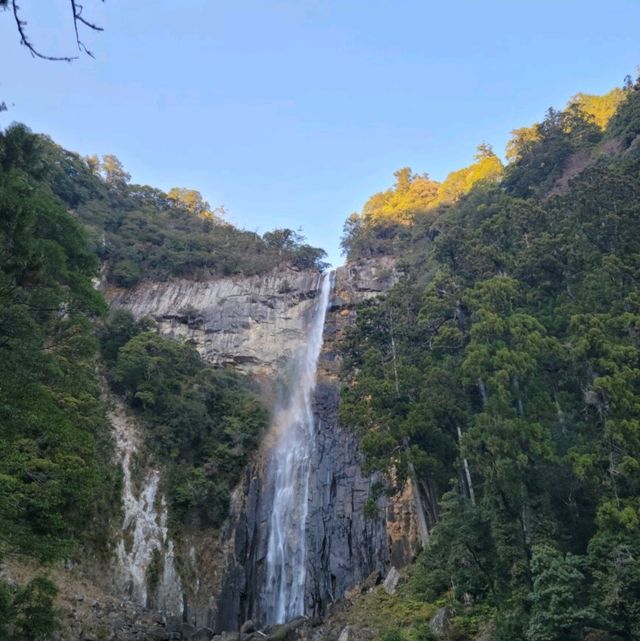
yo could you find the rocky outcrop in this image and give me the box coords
[109,398,183,616]
[106,258,398,378]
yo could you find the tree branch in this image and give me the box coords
[10,0,104,62]
[12,0,77,61]
[70,0,104,58]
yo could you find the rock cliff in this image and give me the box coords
[104,257,420,631]
[107,269,326,377]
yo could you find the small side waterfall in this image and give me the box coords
[262,271,333,624]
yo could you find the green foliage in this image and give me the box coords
[0,575,59,641]
[381,629,410,641]
[569,88,625,130]
[503,105,602,197]
[362,168,440,224]
[102,324,268,527]
[0,124,117,563]
[340,80,640,639]
[606,74,640,147]
[526,545,596,641]
[22,131,327,284]
[431,144,503,207]
[341,148,503,261]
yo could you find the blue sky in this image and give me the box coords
[2,0,639,266]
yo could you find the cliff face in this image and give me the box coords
[106,257,420,630]
[107,269,326,377]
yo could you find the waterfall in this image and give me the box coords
[262,271,333,624]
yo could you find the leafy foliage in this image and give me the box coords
[0,124,117,563]
[340,78,640,640]
[0,576,59,641]
[102,317,268,527]
[0,124,122,639]
[341,146,503,261]
[19,128,327,288]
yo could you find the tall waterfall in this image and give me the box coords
[262,271,333,624]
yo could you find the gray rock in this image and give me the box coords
[109,269,328,377]
[212,633,240,641]
[383,567,401,595]
[338,626,351,641]
[429,606,455,637]
[192,628,214,641]
[241,620,256,634]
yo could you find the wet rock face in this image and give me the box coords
[304,382,389,618]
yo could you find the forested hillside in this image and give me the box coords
[0,124,324,638]
[339,79,640,640]
[30,130,327,287]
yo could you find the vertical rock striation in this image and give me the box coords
[216,258,419,630]
[109,398,183,615]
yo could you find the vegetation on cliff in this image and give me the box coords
[0,124,117,637]
[0,124,287,636]
[340,78,640,640]
[19,128,328,288]
[101,312,268,527]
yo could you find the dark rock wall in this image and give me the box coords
[305,381,389,619]
[215,383,389,631]
[216,260,401,630]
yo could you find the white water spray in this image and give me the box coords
[263,271,333,624]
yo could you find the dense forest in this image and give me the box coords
[339,80,640,640]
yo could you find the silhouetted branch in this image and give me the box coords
[9,0,103,62]
[70,0,104,59]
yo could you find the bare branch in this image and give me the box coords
[10,0,104,62]
[12,0,77,61]
[70,1,103,58]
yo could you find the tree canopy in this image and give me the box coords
[339,78,640,640]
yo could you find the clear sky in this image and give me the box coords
[2,0,639,266]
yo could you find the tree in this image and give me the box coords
[101,153,130,188]
[167,187,225,221]
[85,154,100,175]
[526,545,595,641]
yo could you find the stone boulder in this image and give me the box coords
[382,567,400,595]
[429,606,455,637]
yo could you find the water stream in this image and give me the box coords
[262,271,333,624]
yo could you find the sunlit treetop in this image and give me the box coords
[361,167,440,224]
[568,88,626,130]
[167,187,227,223]
[432,143,503,207]
[505,87,626,162]
[360,144,503,227]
